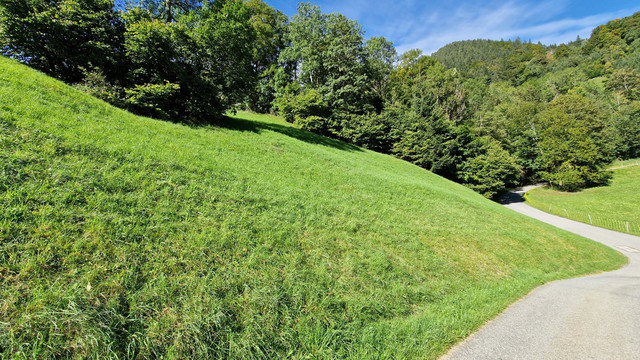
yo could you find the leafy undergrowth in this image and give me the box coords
[0,56,626,359]
[526,162,640,235]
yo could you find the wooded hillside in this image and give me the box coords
[2,1,639,197]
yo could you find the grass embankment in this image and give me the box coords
[0,56,626,359]
[525,162,640,235]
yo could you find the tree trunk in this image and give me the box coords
[165,0,173,23]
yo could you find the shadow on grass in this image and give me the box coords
[215,116,363,152]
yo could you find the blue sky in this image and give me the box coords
[265,0,640,54]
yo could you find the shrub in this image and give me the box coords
[124,82,181,120]
[74,68,123,106]
[273,87,328,123]
[458,138,522,199]
[294,115,328,134]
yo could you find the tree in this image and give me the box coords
[192,0,256,114]
[458,137,522,199]
[364,36,397,111]
[606,68,640,100]
[136,0,199,22]
[0,0,125,83]
[122,13,191,119]
[122,0,256,121]
[536,94,611,190]
[278,3,372,120]
[391,94,461,178]
[243,0,288,112]
[609,101,640,159]
[386,54,469,178]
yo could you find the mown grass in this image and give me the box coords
[525,162,640,235]
[0,56,626,359]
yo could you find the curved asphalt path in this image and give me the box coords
[443,186,640,360]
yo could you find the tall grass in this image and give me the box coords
[0,56,626,359]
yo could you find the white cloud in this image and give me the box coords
[285,0,640,55]
[349,0,639,55]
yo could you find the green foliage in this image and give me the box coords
[337,112,399,153]
[392,103,461,177]
[459,137,522,199]
[536,95,611,191]
[278,3,374,120]
[385,54,468,179]
[123,15,183,84]
[0,56,626,359]
[0,0,266,122]
[586,12,640,55]
[273,86,329,125]
[74,68,124,105]
[610,101,640,158]
[606,67,640,100]
[430,14,640,192]
[294,115,328,134]
[123,14,217,120]
[0,0,125,82]
[389,55,466,123]
[244,0,288,112]
[124,82,181,119]
[139,0,199,22]
[432,39,548,84]
[364,36,397,110]
[120,0,257,122]
[188,0,256,116]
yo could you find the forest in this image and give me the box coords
[1,0,639,198]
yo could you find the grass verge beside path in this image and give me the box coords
[525,162,640,235]
[0,56,627,359]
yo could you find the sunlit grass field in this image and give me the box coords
[0,56,626,359]
[525,162,640,235]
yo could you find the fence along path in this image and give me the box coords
[545,206,639,235]
[523,192,639,236]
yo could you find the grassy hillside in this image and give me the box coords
[0,56,626,359]
[525,161,640,235]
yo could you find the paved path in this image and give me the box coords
[443,186,640,360]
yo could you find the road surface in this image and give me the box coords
[443,186,640,360]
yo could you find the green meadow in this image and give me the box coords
[0,56,626,359]
[525,162,640,235]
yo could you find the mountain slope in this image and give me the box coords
[0,56,625,359]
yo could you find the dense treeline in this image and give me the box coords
[2,1,639,197]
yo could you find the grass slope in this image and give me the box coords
[0,56,626,359]
[525,161,640,235]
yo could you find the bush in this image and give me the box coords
[336,113,398,153]
[124,82,181,120]
[74,68,123,106]
[294,115,328,134]
[458,138,522,199]
[273,86,329,123]
[541,164,612,192]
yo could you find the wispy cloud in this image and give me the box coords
[268,0,640,55]
[391,1,638,54]
[314,0,640,55]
